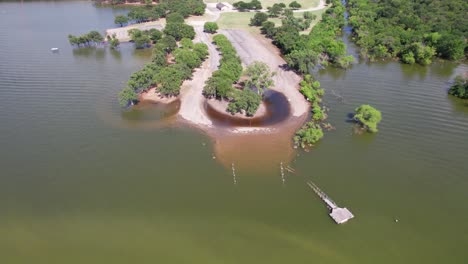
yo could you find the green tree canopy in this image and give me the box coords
[448,73,468,99]
[114,15,129,27]
[243,61,275,96]
[163,23,195,40]
[227,89,262,116]
[294,122,324,148]
[203,22,219,34]
[353,104,382,133]
[250,12,269,26]
[289,1,302,9]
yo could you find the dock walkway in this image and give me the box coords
[307,181,354,224]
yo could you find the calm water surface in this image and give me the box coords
[0,1,467,263]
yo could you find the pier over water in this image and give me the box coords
[307,181,354,224]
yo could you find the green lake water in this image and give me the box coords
[0,1,467,263]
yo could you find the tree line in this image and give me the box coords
[348,0,467,64]
[118,20,207,107]
[113,0,205,27]
[68,31,104,47]
[247,0,354,148]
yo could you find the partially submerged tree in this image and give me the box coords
[107,34,120,49]
[294,122,324,148]
[68,31,104,47]
[448,73,468,99]
[353,105,382,133]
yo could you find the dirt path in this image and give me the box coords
[106,20,165,42]
[177,26,220,127]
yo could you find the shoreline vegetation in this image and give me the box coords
[347,0,467,64]
[249,0,352,148]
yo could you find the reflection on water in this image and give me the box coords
[122,100,181,122]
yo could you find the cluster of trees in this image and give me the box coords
[353,105,382,133]
[348,0,467,64]
[118,30,208,106]
[68,31,104,47]
[96,0,156,5]
[448,73,468,99]
[125,12,196,49]
[294,75,326,148]
[233,0,262,11]
[294,122,324,148]
[203,35,274,116]
[203,34,243,100]
[256,0,353,73]
[227,62,275,116]
[113,0,206,27]
[163,14,196,41]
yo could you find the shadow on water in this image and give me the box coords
[204,90,291,127]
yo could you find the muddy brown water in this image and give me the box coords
[1,1,467,263]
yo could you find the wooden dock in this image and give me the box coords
[307,181,354,224]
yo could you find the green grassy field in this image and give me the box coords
[205,0,321,9]
[217,8,328,34]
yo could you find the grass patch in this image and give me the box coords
[205,0,321,9]
[218,7,329,34]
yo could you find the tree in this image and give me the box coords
[193,43,209,60]
[166,12,185,24]
[157,35,177,53]
[303,11,316,20]
[164,23,195,40]
[152,48,167,66]
[154,65,183,96]
[227,89,262,116]
[114,15,129,27]
[260,21,276,38]
[180,38,194,49]
[118,87,139,107]
[147,28,162,43]
[448,73,468,99]
[203,76,234,99]
[289,1,302,9]
[294,122,324,148]
[353,105,382,133]
[127,6,152,23]
[108,34,120,49]
[250,12,269,26]
[173,48,202,69]
[285,49,319,74]
[203,22,219,33]
[267,4,284,17]
[436,35,465,61]
[68,31,104,47]
[128,29,151,49]
[243,61,275,96]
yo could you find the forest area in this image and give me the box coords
[348,0,467,64]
